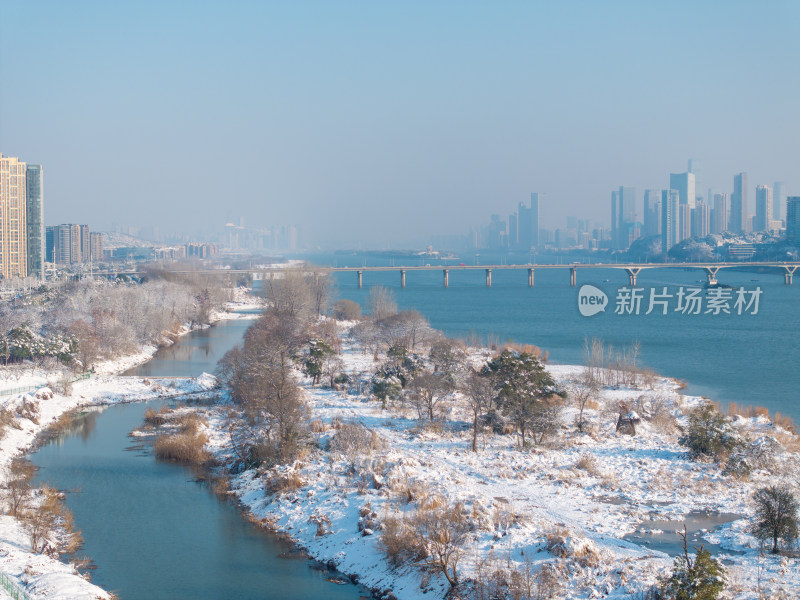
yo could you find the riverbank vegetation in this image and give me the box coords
[0,273,230,373]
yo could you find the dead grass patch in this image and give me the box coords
[153,428,210,464]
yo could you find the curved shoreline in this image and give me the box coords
[0,301,260,599]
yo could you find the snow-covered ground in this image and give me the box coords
[198,327,799,600]
[0,290,260,600]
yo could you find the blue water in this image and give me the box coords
[296,252,800,425]
[32,318,367,600]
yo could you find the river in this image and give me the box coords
[31,316,367,600]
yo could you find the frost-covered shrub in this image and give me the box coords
[329,422,384,459]
[679,403,744,460]
[380,501,470,588]
[262,466,305,495]
[371,368,403,408]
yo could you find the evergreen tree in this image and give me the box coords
[752,486,799,554]
[660,529,726,600]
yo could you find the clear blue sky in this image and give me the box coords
[1,0,798,247]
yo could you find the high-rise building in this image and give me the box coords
[45,226,55,263]
[669,172,696,209]
[611,186,636,249]
[50,223,83,264]
[691,201,710,238]
[773,181,786,222]
[0,154,28,279]
[787,197,800,240]
[25,164,44,279]
[610,190,618,249]
[517,201,531,250]
[90,232,104,262]
[530,193,541,249]
[661,189,679,254]
[754,185,773,232]
[643,189,661,236]
[79,224,90,262]
[507,213,517,247]
[679,203,691,242]
[730,172,748,233]
[712,193,728,234]
[688,159,703,203]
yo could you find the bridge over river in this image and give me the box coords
[119,262,800,288]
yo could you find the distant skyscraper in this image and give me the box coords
[25,164,44,279]
[679,204,691,242]
[712,193,728,234]
[612,186,636,249]
[691,201,710,238]
[754,185,773,232]
[610,190,618,248]
[643,189,661,236]
[90,232,104,262]
[730,172,748,233]
[787,197,800,240]
[51,223,82,264]
[45,225,55,263]
[518,201,531,250]
[79,224,90,262]
[688,159,703,202]
[669,172,696,209]
[0,154,28,279]
[773,181,786,221]
[530,192,541,248]
[508,213,518,247]
[661,189,679,254]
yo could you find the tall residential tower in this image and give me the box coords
[0,154,28,279]
[26,164,44,279]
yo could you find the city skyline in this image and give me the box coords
[1,1,798,247]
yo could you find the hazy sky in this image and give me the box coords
[1,1,798,247]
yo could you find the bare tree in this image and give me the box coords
[310,270,334,318]
[408,372,452,422]
[368,286,398,320]
[569,368,599,433]
[332,299,362,321]
[462,370,493,452]
[264,271,314,322]
[218,312,310,464]
[411,502,471,589]
[4,458,36,517]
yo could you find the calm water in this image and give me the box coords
[297,252,800,424]
[32,317,366,600]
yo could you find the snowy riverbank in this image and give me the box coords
[196,322,799,600]
[0,290,262,600]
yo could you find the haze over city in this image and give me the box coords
[1,0,799,248]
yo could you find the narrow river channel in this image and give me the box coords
[31,315,367,600]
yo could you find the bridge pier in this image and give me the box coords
[485,268,492,287]
[704,266,720,284]
[624,267,641,286]
[357,270,363,289]
[528,268,534,287]
[570,267,577,287]
[785,266,797,285]
[400,270,406,288]
[443,269,449,288]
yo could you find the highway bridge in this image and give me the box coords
[117,262,800,288]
